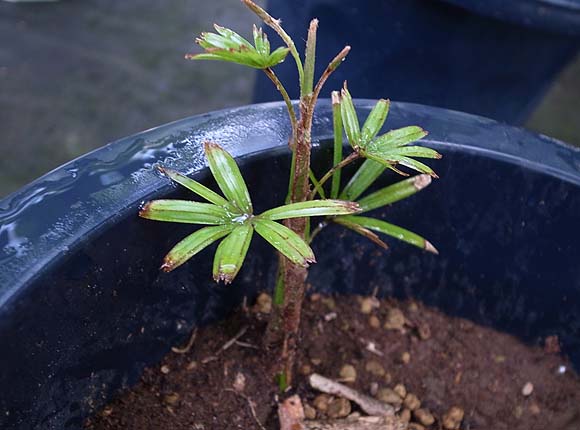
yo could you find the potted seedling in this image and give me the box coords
[2,2,580,430]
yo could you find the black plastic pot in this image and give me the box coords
[1,101,579,429]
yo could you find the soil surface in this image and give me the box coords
[85,294,580,430]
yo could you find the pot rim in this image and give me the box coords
[1,99,579,307]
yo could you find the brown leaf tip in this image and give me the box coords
[425,240,439,255]
[138,202,152,218]
[160,260,175,272]
[331,91,341,105]
[412,174,432,190]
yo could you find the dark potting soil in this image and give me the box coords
[85,294,580,430]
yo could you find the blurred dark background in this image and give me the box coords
[1,0,579,198]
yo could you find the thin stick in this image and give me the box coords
[226,389,267,430]
[309,373,395,416]
[309,152,360,200]
[241,0,304,85]
[312,46,351,105]
[201,326,248,363]
[171,328,198,354]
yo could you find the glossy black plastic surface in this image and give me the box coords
[1,101,579,429]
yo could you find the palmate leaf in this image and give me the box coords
[260,199,360,220]
[362,126,441,177]
[213,224,254,284]
[254,219,315,267]
[204,142,253,214]
[161,225,235,272]
[337,215,438,254]
[187,23,289,69]
[139,200,232,225]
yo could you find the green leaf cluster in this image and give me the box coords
[140,142,360,284]
[186,24,289,69]
[340,83,441,178]
[316,86,440,254]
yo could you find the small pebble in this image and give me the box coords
[399,408,411,423]
[186,361,198,371]
[522,382,534,397]
[321,297,336,310]
[339,364,357,382]
[365,360,385,376]
[300,364,312,375]
[310,293,321,302]
[304,404,317,420]
[360,297,379,314]
[369,315,381,328]
[404,393,421,411]
[232,372,246,392]
[311,358,322,366]
[442,406,464,429]
[253,292,272,314]
[417,323,431,340]
[384,308,406,330]
[163,393,180,406]
[400,351,411,365]
[377,388,403,406]
[414,408,435,426]
[313,394,332,412]
[393,383,407,399]
[369,382,379,396]
[160,365,170,374]
[101,407,113,417]
[327,398,352,418]
[408,423,425,430]
[513,405,523,419]
[529,402,541,415]
[324,312,337,321]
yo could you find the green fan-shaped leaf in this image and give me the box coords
[254,219,315,267]
[187,24,288,69]
[161,225,235,272]
[259,199,360,220]
[204,142,253,214]
[338,215,438,254]
[213,224,254,284]
[357,175,432,213]
[139,200,232,225]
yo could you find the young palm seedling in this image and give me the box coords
[140,0,441,391]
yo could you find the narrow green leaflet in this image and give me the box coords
[161,225,235,272]
[360,99,390,145]
[254,219,315,267]
[357,174,432,213]
[338,215,438,254]
[339,159,385,201]
[213,224,254,283]
[340,85,360,148]
[363,154,438,177]
[260,200,360,220]
[160,168,238,213]
[330,91,343,199]
[369,126,428,149]
[333,217,388,250]
[204,142,253,214]
[139,200,231,225]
